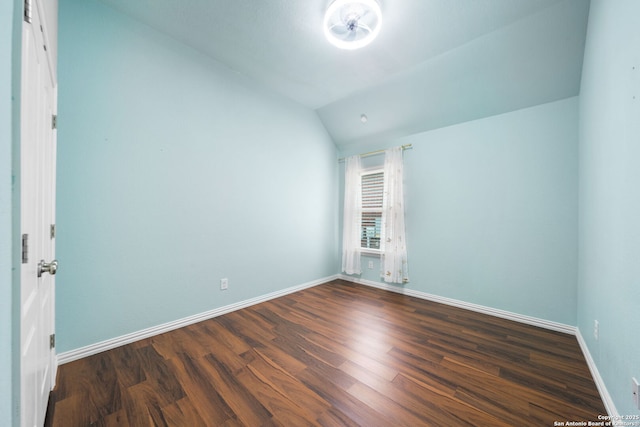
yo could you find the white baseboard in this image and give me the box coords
[339,274,616,418]
[339,275,575,334]
[57,274,340,365]
[575,329,619,418]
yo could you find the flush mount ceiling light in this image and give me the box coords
[324,0,382,50]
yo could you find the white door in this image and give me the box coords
[20,1,58,426]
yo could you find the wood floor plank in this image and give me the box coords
[199,352,273,426]
[296,367,398,427]
[107,344,146,388]
[234,364,320,427]
[46,280,607,426]
[48,394,96,427]
[391,372,514,427]
[243,348,331,417]
[168,353,237,425]
[345,381,436,427]
[198,321,252,357]
[161,398,208,427]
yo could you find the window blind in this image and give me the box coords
[361,171,384,250]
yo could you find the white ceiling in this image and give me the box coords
[96,0,590,149]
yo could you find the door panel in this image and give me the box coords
[20,1,57,426]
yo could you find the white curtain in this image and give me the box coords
[381,146,409,283]
[342,155,362,275]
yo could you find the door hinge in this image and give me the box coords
[22,234,29,264]
[52,115,57,130]
[24,0,32,23]
[50,224,56,239]
[49,334,55,349]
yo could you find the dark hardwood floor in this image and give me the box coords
[45,280,606,426]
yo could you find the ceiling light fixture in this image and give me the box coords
[324,0,382,50]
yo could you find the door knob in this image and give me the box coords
[38,259,58,277]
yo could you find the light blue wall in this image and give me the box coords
[56,0,338,352]
[578,0,640,416]
[1,0,20,425]
[340,97,579,325]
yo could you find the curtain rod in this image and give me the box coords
[338,144,413,162]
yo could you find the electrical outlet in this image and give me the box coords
[220,278,228,290]
[633,377,640,409]
[368,261,374,269]
[594,320,599,340]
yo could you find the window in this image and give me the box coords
[361,170,384,251]
[341,146,408,283]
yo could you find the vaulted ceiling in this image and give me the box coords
[96,0,590,149]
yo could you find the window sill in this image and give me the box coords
[361,249,381,256]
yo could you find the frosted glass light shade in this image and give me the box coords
[324,0,382,50]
